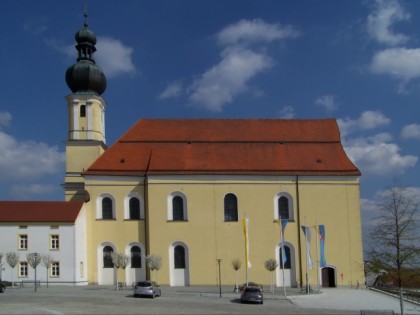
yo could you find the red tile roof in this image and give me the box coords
[0,201,83,223]
[84,119,361,176]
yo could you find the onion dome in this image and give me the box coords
[65,13,106,95]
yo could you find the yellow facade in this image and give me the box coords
[78,174,364,288]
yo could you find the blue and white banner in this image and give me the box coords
[319,224,327,267]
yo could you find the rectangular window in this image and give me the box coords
[50,235,60,250]
[19,261,28,277]
[51,262,60,277]
[18,234,28,250]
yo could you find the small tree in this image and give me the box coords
[6,252,19,288]
[146,255,162,285]
[231,258,242,292]
[368,183,420,315]
[264,258,278,294]
[41,254,54,288]
[111,252,129,290]
[27,253,42,292]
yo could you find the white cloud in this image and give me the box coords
[401,123,420,140]
[49,36,136,79]
[96,37,136,78]
[188,19,300,112]
[337,110,390,136]
[367,0,410,46]
[0,111,12,128]
[315,95,337,112]
[158,82,183,100]
[218,19,300,45]
[370,48,420,83]
[189,48,272,111]
[343,134,417,175]
[0,131,65,181]
[278,106,295,118]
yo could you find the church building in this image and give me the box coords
[0,16,364,288]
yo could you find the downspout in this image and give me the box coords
[144,147,154,281]
[296,175,303,287]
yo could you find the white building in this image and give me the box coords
[0,201,86,285]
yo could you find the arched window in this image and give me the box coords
[224,193,238,222]
[131,246,141,268]
[80,105,86,117]
[102,197,113,219]
[278,196,289,220]
[172,196,184,221]
[103,246,114,268]
[129,197,141,220]
[174,245,186,269]
[279,246,291,269]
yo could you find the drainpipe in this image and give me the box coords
[144,174,150,281]
[296,175,303,287]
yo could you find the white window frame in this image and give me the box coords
[124,193,145,220]
[51,261,60,277]
[167,191,188,221]
[96,193,116,219]
[18,234,28,250]
[19,261,28,277]
[273,192,294,221]
[50,234,60,250]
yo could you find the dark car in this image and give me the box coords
[240,286,263,304]
[133,281,161,298]
[238,282,263,292]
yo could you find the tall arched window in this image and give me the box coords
[129,197,141,220]
[103,246,114,268]
[174,245,186,269]
[80,104,86,117]
[131,246,141,268]
[102,197,113,219]
[224,193,238,222]
[279,246,291,269]
[278,196,289,220]
[172,196,184,221]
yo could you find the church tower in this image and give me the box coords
[63,12,107,201]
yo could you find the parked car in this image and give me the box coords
[0,281,6,293]
[238,282,263,292]
[133,281,161,298]
[240,286,263,304]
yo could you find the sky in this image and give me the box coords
[0,0,419,250]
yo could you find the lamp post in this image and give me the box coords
[216,259,222,298]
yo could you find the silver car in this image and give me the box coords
[133,281,161,298]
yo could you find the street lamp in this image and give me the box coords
[216,259,222,298]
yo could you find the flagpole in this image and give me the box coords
[243,213,248,286]
[303,218,309,295]
[315,223,320,292]
[280,224,286,297]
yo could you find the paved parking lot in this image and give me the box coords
[1,285,419,314]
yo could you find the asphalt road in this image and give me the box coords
[0,285,358,315]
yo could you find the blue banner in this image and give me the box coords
[319,224,327,267]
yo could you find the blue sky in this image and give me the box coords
[1,0,419,247]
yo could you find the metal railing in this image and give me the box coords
[371,285,420,305]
